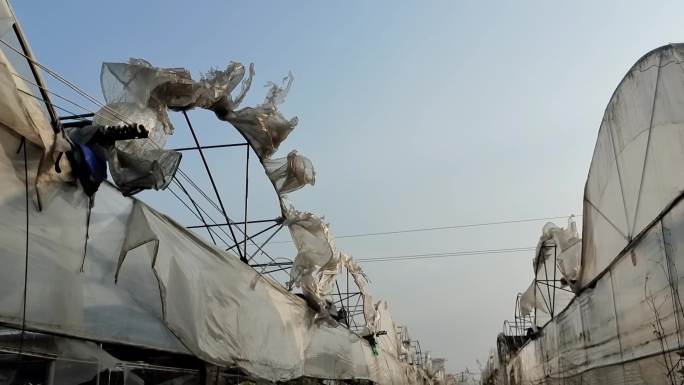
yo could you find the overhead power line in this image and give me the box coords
[356,246,537,263]
[270,215,580,244]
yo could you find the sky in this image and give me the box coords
[12,0,684,374]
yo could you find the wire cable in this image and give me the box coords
[356,247,536,263]
[270,215,580,243]
[0,38,132,125]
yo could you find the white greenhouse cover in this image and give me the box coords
[581,43,684,288]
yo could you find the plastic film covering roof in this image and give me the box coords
[581,43,684,288]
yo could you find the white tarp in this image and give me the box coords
[285,208,336,309]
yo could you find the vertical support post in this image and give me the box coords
[552,244,557,317]
[46,360,56,385]
[346,269,350,327]
[181,111,245,261]
[533,246,541,327]
[541,244,552,316]
[243,145,249,258]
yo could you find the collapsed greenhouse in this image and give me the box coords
[482,43,684,385]
[0,2,445,384]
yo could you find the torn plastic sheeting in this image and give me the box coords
[158,62,255,113]
[557,241,581,285]
[102,58,298,160]
[519,281,547,317]
[221,72,297,159]
[317,253,367,297]
[224,105,298,159]
[117,201,315,379]
[106,144,180,196]
[316,252,379,334]
[342,254,381,336]
[115,201,426,384]
[100,60,183,140]
[98,60,187,195]
[532,218,580,274]
[285,208,336,309]
[263,150,315,195]
[530,218,582,292]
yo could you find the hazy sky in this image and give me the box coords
[14,0,684,374]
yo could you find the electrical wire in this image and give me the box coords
[12,71,106,119]
[356,247,537,263]
[270,215,580,244]
[0,38,133,125]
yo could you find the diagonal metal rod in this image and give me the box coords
[173,143,248,151]
[177,172,280,264]
[333,292,360,305]
[182,110,244,261]
[59,113,94,121]
[173,168,280,265]
[249,223,285,262]
[188,218,280,229]
[227,222,282,252]
[250,261,293,268]
[335,280,348,326]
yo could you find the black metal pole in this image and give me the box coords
[552,244,557,317]
[244,145,249,258]
[248,223,285,263]
[225,222,281,251]
[11,23,59,133]
[542,245,552,315]
[181,110,244,261]
[346,269,350,325]
[188,218,280,229]
[173,143,248,151]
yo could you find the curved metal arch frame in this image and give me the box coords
[169,109,368,332]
